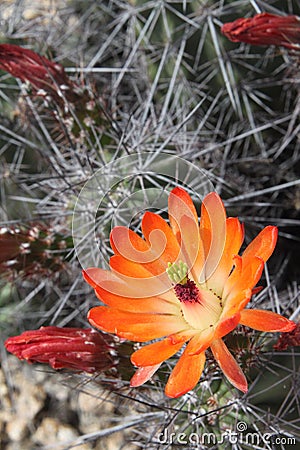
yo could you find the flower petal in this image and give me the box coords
[222,227,277,302]
[141,211,181,264]
[131,332,191,367]
[179,215,204,281]
[84,267,169,298]
[221,288,252,319]
[110,226,167,276]
[83,267,137,297]
[214,313,241,339]
[210,339,248,393]
[239,309,296,332]
[109,255,171,291]
[94,284,180,314]
[168,191,206,283]
[110,254,154,278]
[130,364,161,387]
[165,347,206,398]
[110,226,151,261]
[199,192,227,284]
[88,307,189,342]
[207,218,244,296]
[168,187,198,243]
[242,226,278,263]
[185,329,215,355]
[83,267,118,290]
[222,256,265,311]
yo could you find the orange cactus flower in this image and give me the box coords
[221,13,300,51]
[83,188,295,398]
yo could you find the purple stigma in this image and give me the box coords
[174,278,201,304]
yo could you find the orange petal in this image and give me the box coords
[220,255,242,296]
[110,254,155,278]
[109,255,171,290]
[199,192,224,251]
[84,267,169,298]
[239,309,296,332]
[185,328,215,355]
[83,267,117,290]
[210,339,248,393]
[130,364,161,387]
[221,288,252,319]
[110,226,151,261]
[178,214,203,280]
[94,284,179,314]
[141,211,181,264]
[165,347,206,398]
[198,192,227,284]
[83,267,135,296]
[168,187,198,243]
[242,226,278,263]
[223,256,264,306]
[214,313,241,339]
[131,333,191,367]
[207,218,244,296]
[110,226,167,276]
[88,307,189,342]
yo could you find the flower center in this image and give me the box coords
[174,279,201,304]
[167,261,223,330]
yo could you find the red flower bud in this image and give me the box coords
[5,326,116,373]
[0,44,109,140]
[0,44,75,103]
[221,13,300,51]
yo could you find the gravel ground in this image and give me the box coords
[0,356,139,450]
